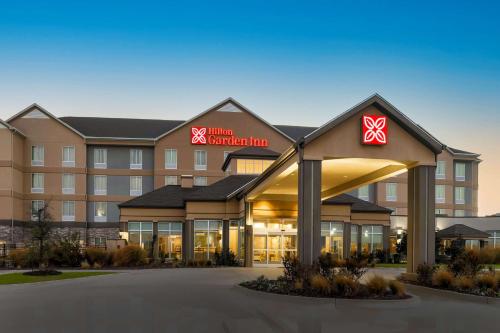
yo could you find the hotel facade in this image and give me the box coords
[0,95,483,271]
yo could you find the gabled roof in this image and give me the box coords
[221,147,281,171]
[323,193,393,213]
[303,94,444,154]
[0,119,26,137]
[445,146,480,158]
[60,117,184,139]
[7,103,85,138]
[274,125,318,141]
[437,224,490,239]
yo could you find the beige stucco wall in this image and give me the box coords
[351,212,391,226]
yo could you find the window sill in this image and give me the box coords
[31,189,44,194]
[62,161,75,167]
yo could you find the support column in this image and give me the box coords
[152,222,159,260]
[407,165,436,273]
[383,225,391,263]
[183,220,194,262]
[244,202,253,267]
[222,219,230,254]
[298,159,322,265]
[343,222,351,259]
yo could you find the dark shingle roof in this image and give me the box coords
[447,147,480,156]
[186,175,257,201]
[437,224,490,239]
[274,125,318,140]
[323,194,393,213]
[60,117,184,139]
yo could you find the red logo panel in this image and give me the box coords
[191,127,207,145]
[362,115,387,145]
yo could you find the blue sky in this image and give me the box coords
[0,1,499,214]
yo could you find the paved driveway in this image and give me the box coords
[0,267,498,333]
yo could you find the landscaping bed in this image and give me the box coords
[0,271,114,285]
[240,254,409,300]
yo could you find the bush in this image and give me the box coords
[475,274,497,291]
[309,274,331,295]
[80,260,91,269]
[388,280,406,297]
[339,255,368,281]
[214,250,239,266]
[317,252,337,279]
[432,269,454,288]
[113,245,147,267]
[85,248,108,266]
[366,275,387,296]
[479,248,500,264]
[333,275,358,297]
[50,233,83,267]
[416,263,437,286]
[7,248,31,268]
[282,255,302,282]
[453,276,474,291]
[448,250,483,277]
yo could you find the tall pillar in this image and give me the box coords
[298,159,322,265]
[407,165,436,273]
[343,222,351,259]
[152,222,159,260]
[183,220,194,262]
[244,202,253,267]
[356,225,362,256]
[222,219,230,253]
[383,225,391,263]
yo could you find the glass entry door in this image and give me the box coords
[253,219,297,266]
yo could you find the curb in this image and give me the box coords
[403,283,500,306]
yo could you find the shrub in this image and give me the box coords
[448,250,483,277]
[50,233,83,267]
[7,249,31,268]
[416,263,436,286]
[93,262,102,269]
[432,269,454,288]
[317,252,337,279]
[282,255,302,282]
[113,245,147,267]
[388,280,406,297]
[309,274,331,295]
[293,279,304,291]
[339,255,368,281]
[85,248,108,266]
[333,275,358,297]
[214,250,239,266]
[366,275,388,296]
[475,274,497,291]
[453,276,474,291]
[80,260,91,269]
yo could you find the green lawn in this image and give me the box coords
[0,271,115,285]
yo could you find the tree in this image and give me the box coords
[29,202,53,271]
[396,233,407,256]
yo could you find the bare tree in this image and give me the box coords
[29,202,53,271]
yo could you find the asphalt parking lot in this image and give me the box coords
[0,267,498,333]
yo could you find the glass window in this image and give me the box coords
[435,185,445,203]
[465,239,480,251]
[435,208,447,215]
[127,222,153,254]
[455,162,466,181]
[165,149,177,169]
[321,222,344,259]
[62,146,75,167]
[252,219,297,265]
[361,225,384,254]
[62,174,75,194]
[229,220,245,260]
[130,176,142,196]
[385,183,397,201]
[62,201,75,221]
[488,231,500,248]
[350,225,358,255]
[165,176,177,186]
[130,149,143,169]
[93,237,106,247]
[158,222,183,260]
[31,200,45,221]
[31,173,44,193]
[94,202,107,222]
[455,186,465,204]
[236,159,273,175]
[454,209,465,217]
[435,161,445,179]
[94,175,107,195]
[194,150,207,170]
[31,145,44,166]
[358,185,369,201]
[194,176,207,186]
[194,220,222,261]
[94,148,107,169]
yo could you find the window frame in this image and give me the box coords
[130,176,143,196]
[94,202,107,222]
[164,149,177,169]
[62,201,75,222]
[31,145,44,167]
[435,160,446,179]
[129,149,143,170]
[455,186,465,204]
[385,183,397,202]
[165,175,178,186]
[31,200,45,221]
[31,173,44,193]
[94,175,107,195]
[357,185,369,201]
[94,148,107,169]
[62,173,75,194]
[194,150,207,171]
[193,176,208,186]
[62,146,75,167]
[435,185,446,204]
[455,162,466,181]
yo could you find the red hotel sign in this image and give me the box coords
[361,115,388,145]
[191,127,269,147]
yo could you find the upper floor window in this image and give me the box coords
[435,208,447,216]
[385,183,397,201]
[236,159,273,175]
[194,150,207,170]
[455,186,465,204]
[62,201,75,222]
[94,202,107,222]
[130,176,142,196]
[435,161,445,179]
[165,175,178,186]
[31,145,44,166]
[435,185,445,203]
[31,200,45,221]
[130,149,143,169]
[94,175,107,195]
[94,148,107,169]
[62,174,75,194]
[455,162,466,181]
[194,176,208,186]
[62,146,75,167]
[31,173,44,193]
[454,209,465,217]
[357,185,369,201]
[165,149,177,169]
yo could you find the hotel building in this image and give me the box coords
[0,95,483,270]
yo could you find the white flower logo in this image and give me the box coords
[363,116,387,144]
[191,127,207,144]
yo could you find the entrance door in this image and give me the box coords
[253,219,297,266]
